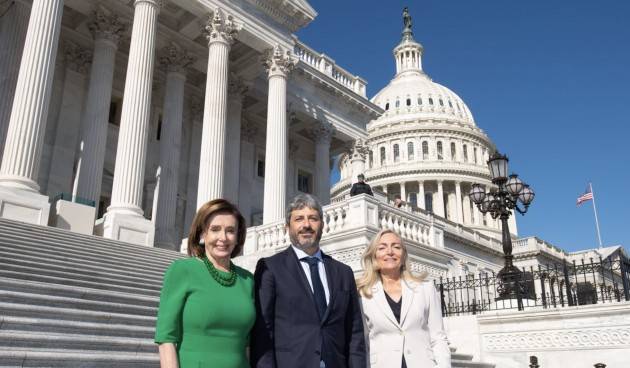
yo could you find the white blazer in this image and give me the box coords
[360,279,451,368]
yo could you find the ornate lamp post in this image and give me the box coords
[470,151,535,309]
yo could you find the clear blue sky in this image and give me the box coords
[297,0,630,252]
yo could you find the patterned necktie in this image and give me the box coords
[301,256,327,320]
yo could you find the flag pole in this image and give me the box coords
[590,182,603,249]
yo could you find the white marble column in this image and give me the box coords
[237,120,258,226]
[72,9,125,213]
[455,180,463,224]
[350,138,368,184]
[183,97,203,234]
[400,181,407,203]
[435,180,445,217]
[262,45,295,224]
[463,191,472,225]
[154,43,194,250]
[46,42,91,197]
[196,9,239,209]
[0,0,64,225]
[223,74,248,204]
[310,120,334,204]
[418,180,425,210]
[101,0,161,246]
[0,0,30,163]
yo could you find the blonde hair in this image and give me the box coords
[356,229,427,298]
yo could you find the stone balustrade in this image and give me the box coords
[293,39,367,97]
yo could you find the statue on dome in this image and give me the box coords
[403,7,412,30]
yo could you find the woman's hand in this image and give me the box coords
[158,343,179,368]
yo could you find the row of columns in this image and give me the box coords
[0,1,332,247]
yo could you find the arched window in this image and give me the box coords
[450,142,456,161]
[437,141,443,160]
[448,100,453,108]
[369,150,374,168]
[380,147,386,165]
[407,142,414,160]
[463,144,468,162]
[409,193,418,208]
[406,98,411,106]
[395,100,400,108]
[473,147,478,164]
[393,144,400,162]
[422,141,429,160]
[428,98,434,105]
[439,99,444,106]
[385,102,389,110]
[418,97,423,105]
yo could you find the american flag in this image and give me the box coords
[577,185,593,206]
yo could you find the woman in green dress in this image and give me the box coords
[155,199,255,368]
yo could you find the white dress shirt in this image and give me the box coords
[291,245,330,305]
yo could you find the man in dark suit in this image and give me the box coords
[251,194,366,368]
[349,174,373,197]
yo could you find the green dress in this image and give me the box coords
[154,257,255,368]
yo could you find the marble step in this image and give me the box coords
[0,277,159,308]
[452,359,495,368]
[0,330,157,353]
[0,302,156,327]
[0,290,157,317]
[0,269,161,297]
[0,347,159,368]
[0,316,154,339]
[0,254,165,286]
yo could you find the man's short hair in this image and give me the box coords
[357,174,365,180]
[286,194,323,225]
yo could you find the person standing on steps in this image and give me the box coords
[155,199,255,368]
[250,194,366,368]
[350,174,373,197]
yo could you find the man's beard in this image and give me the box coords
[289,228,322,251]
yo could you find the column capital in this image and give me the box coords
[134,0,164,7]
[159,42,195,74]
[89,8,126,44]
[308,120,335,145]
[350,138,370,160]
[64,42,92,74]
[262,44,296,78]
[241,119,258,143]
[228,73,249,98]
[204,8,240,46]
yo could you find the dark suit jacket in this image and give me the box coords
[250,247,366,368]
[350,182,373,196]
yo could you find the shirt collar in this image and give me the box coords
[291,245,323,262]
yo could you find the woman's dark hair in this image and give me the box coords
[187,199,246,258]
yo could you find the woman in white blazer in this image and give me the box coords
[357,229,451,368]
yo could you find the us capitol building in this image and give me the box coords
[1,1,628,367]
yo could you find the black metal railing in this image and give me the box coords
[51,192,96,208]
[436,256,630,316]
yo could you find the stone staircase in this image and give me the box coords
[0,218,494,367]
[451,346,495,367]
[0,218,184,367]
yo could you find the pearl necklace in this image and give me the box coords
[202,256,237,287]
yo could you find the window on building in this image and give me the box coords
[422,141,429,160]
[395,100,400,108]
[437,141,443,160]
[463,144,468,162]
[425,193,433,213]
[406,98,411,106]
[407,142,414,160]
[474,147,478,164]
[257,158,265,177]
[448,101,453,108]
[418,97,422,105]
[409,193,417,208]
[380,147,386,165]
[369,150,374,168]
[393,144,400,162]
[385,102,389,110]
[450,142,456,161]
[297,170,312,194]
[428,97,434,105]
[439,99,444,106]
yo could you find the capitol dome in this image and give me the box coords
[332,10,518,239]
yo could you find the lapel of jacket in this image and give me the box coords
[320,252,337,325]
[283,247,317,309]
[372,281,401,328]
[399,279,415,327]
